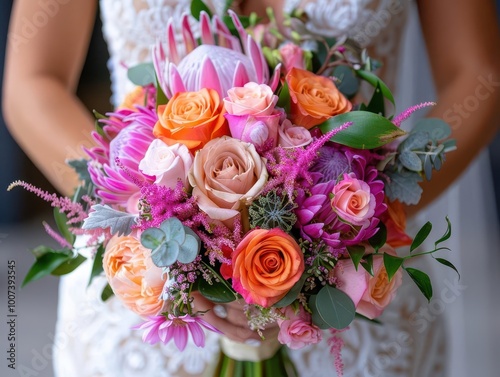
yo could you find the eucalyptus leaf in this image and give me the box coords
[309,295,330,329]
[405,267,433,302]
[22,252,69,287]
[275,274,309,308]
[83,204,138,236]
[411,221,432,252]
[435,258,460,279]
[160,217,186,244]
[347,245,365,271]
[151,242,179,267]
[127,62,156,86]
[51,253,86,276]
[141,228,166,249]
[384,170,423,205]
[177,234,200,264]
[383,253,404,281]
[443,139,457,152]
[313,285,356,329]
[399,151,423,172]
[319,111,406,149]
[412,118,451,141]
[400,131,430,151]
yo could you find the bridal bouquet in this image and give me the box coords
[11,1,457,376]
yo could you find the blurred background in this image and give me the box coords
[0,1,499,377]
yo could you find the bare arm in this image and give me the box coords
[409,0,500,215]
[3,0,97,196]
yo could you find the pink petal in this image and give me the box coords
[200,11,215,45]
[188,322,206,347]
[168,63,187,95]
[167,21,180,64]
[232,61,251,88]
[181,14,197,53]
[173,326,189,351]
[199,58,223,96]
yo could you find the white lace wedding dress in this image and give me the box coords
[53,1,500,376]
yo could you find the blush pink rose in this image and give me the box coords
[279,43,305,72]
[225,113,281,148]
[277,306,322,349]
[188,136,268,223]
[103,235,166,317]
[331,173,376,226]
[333,258,369,308]
[278,119,313,148]
[139,140,193,189]
[356,245,403,319]
[223,82,278,116]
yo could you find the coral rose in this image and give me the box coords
[382,198,413,248]
[357,245,403,319]
[103,235,165,317]
[153,88,229,152]
[224,82,278,116]
[231,228,304,307]
[286,67,352,129]
[188,136,268,223]
[277,305,322,349]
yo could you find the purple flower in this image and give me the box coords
[134,314,222,351]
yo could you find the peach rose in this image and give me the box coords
[357,246,403,319]
[331,173,376,226]
[153,88,229,152]
[188,136,268,223]
[333,258,369,308]
[278,119,313,148]
[286,67,352,129]
[231,228,305,307]
[103,235,165,317]
[382,198,413,248]
[277,305,322,349]
[224,82,278,116]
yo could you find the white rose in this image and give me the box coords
[139,140,193,189]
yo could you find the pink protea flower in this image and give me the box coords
[85,107,158,212]
[134,314,221,351]
[153,11,280,99]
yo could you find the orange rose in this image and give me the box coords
[383,198,413,248]
[231,228,304,307]
[286,67,352,129]
[153,88,230,152]
[103,235,165,317]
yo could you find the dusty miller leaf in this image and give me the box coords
[384,170,423,205]
[83,204,138,236]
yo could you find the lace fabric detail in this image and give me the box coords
[53,1,446,376]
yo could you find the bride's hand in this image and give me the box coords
[191,292,279,343]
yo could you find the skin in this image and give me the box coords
[3,0,500,341]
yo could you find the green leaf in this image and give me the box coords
[383,253,404,281]
[275,274,309,308]
[311,285,356,329]
[435,258,460,279]
[51,253,86,276]
[435,216,452,247]
[405,267,433,302]
[127,62,156,86]
[198,277,236,303]
[101,283,114,302]
[22,252,69,287]
[355,69,395,105]
[277,81,291,114]
[368,222,387,252]
[31,245,58,259]
[222,0,235,13]
[66,159,91,184]
[319,111,406,149]
[347,245,365,271]
[410,221,432,252]
[333,65,359,99]
[364,82,385,116]
[53,208,76,245]
[360,253,374,276]
[141,228,166,249]
[88,244,105,287]
[355,313,382,324]
[155,76,168,108]
[309,295,330,329]
[93,110,107,138]
[190,0,213,20]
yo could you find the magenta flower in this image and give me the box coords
[134,314,222,351]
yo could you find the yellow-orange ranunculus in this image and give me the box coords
[103,235,165,317]
[286,67,352,129]
[153,88,230,152]
[231,228,304,308]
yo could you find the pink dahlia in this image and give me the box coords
[86,107,158,212]
[153,11,280,99]
[134,314,222,351]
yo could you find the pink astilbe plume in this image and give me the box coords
[392,102,435,127]
[328,328,347,377]
[42,222,73,249]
